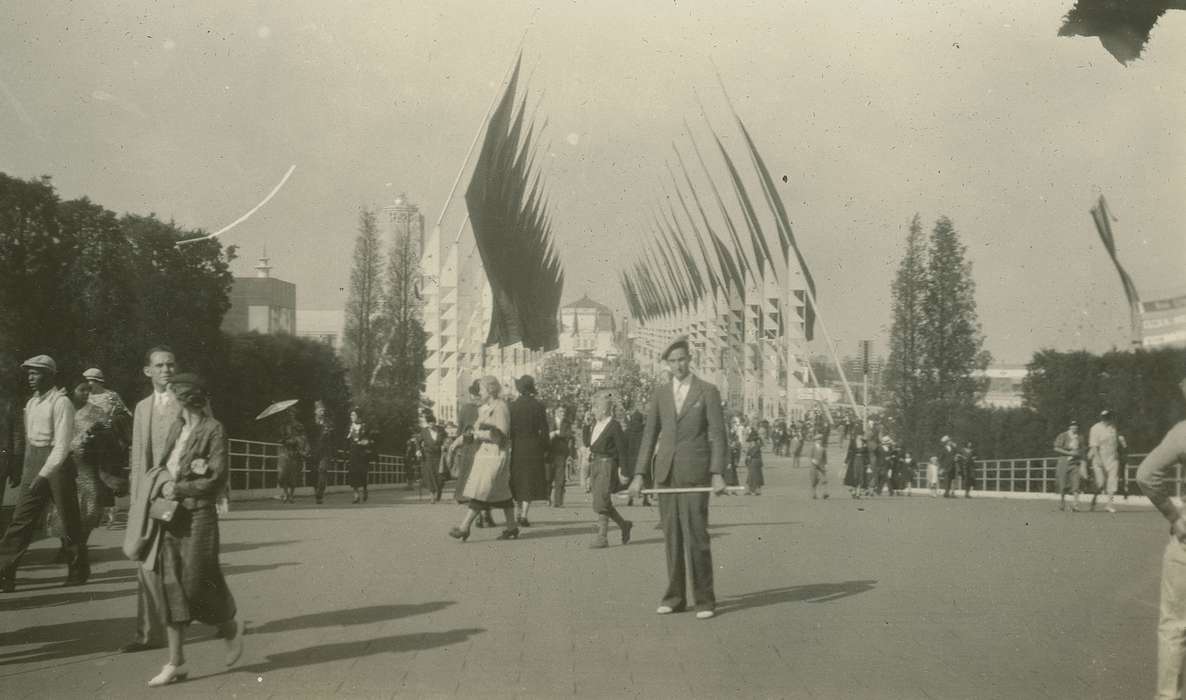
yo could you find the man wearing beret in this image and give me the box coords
[628,336,728,619]
[0,355,88,592]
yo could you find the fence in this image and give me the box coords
[227,439,410,492]
[909,453,1168,497]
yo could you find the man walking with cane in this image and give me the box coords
[627,336,727,620]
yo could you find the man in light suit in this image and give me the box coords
[628,336,727,619]
[119,345,178,653]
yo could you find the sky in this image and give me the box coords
[1,1,1183,364]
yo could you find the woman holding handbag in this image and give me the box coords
[125,373,243,687]
[449,375,518,541]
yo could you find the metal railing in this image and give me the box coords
[908,453,1170,497]
[226,439,409,492]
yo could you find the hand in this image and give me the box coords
[711,474,727,495]
[627,475,643,501]
[1173,517,1186,544]
[29,475,51,497]
[161,480,176,499]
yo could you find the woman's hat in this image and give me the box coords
[83,368,106,383]
[169,373,207,401]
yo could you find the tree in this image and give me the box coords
[884,214,930,448]
[537,355,592,415]
[364,215,428,453]
[604,355,658,414]
[342,207,384,401]
[916,216,991,445]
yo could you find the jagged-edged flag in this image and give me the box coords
[1059,0,1184,65]
[1090,195,1143,344]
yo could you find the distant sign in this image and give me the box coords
[797,387,839,403]
[1142,291,1186,349]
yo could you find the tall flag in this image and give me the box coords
[1090,195,1143,345]
[1058,0,1180,65]
[465,56,564,350]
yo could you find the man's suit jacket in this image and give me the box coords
[634,374,727,487]
[129,394,180,493]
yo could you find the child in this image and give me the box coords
[927,456,940,497]
[810,434,829,499]
[745,428,765,495]
[586,390,633,548]
[899,451,916,496]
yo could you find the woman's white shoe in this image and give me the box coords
[147,663,188,687]
[225,619,245,666]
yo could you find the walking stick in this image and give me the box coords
[641,486,746,494]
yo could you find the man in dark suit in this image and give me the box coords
[628,336,728,619]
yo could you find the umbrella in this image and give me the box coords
[255,399,299,421]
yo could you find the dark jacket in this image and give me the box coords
[590,417,630,492]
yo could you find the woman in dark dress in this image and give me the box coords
[308,401,335,504]
[508,375,549,527]
[744,428,765,496]
[125,373,243,686]
[346,408,374,504]
[546,407,575,507]
[843,434,866,499]
[586,391,633,548]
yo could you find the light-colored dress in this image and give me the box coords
[461,400,512,507]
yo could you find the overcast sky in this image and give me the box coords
[2,1,1183,364]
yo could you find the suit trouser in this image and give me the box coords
[1158,537,1186,699]
[0,447,85,578]
[811,463,828,493]
[314,458,330,500]
[658,490,714,611]
[547,458,566,506]
[133,565,167,646]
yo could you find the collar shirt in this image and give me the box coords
[25,388,75,478]
[1090,422,1119,461]
[590,416,612,446]
[672,374,692,414]
[165,417,194,477]
[154,390,172,411]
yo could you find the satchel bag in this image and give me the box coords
[149,497,179,523]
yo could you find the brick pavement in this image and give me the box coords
[0,455,1169,699]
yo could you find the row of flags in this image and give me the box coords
[465,57,564,352]
[617,98,817,341]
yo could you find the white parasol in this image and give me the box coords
[255,399,298,421]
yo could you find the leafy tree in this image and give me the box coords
[537,355,592,415]
[884,214,930,449]
[364,213,428,452]
[342,207,384,400]
[916,216,990,445]
[604,355,658,414]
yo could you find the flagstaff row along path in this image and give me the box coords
[0,454,1162,698]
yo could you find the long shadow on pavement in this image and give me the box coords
[235,628,486,674]
[0,616,227,670]
[250,602,454,635]
[716,580,878,616]
[0,562,300,612]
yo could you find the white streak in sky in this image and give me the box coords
[176,165,296,247]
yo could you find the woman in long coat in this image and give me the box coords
[346,408,374,504]
[843,434,866,499]
[124,373,243,686]
[546,407,575,507]
[508,375,549,527]
[276,411,307,504]
[418,410,446,503]
[449,375,518,541]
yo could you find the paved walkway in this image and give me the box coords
[0,455,1168,698]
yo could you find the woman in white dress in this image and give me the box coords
[449,376,519,541]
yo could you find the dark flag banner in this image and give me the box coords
[1090,195,1143,345]
[1058,0,1180,65]
[465,56,563,351]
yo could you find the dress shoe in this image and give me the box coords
[495,527,520,540]
[147,663,188,687]
[224,619,245,666]
[448,527,470,542]
[620,520,633,545]
[656,605,676,615]
[695,610,716,620]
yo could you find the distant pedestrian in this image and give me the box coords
[0,355,86,593]
[586,390,633,548]
[546,407,575,507]
[1089,410,1122,513]
[451,375,518,541]
[509,375,549,527]
[939,436,959,498]
[809,434,828,499]
[418,410,446,503]
[959,441,976,499]
[1135,375,1186,699]
[843,434,865,499]
[745,428,765,496]
[345,408,374,504]
[1054,420,1085,512]
[897,451,916,495]
[276,410,307,504]
[623,396,650,507]
[83,367,130,525]
[53,379,116,555]
[308,401,335,504]
[927,456,940,497]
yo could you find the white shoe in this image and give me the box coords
[147,663,188,687]
[224,619,245,666]
[696,610,716,620]
[656,605,675,615]
[1106,506,1117,513]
